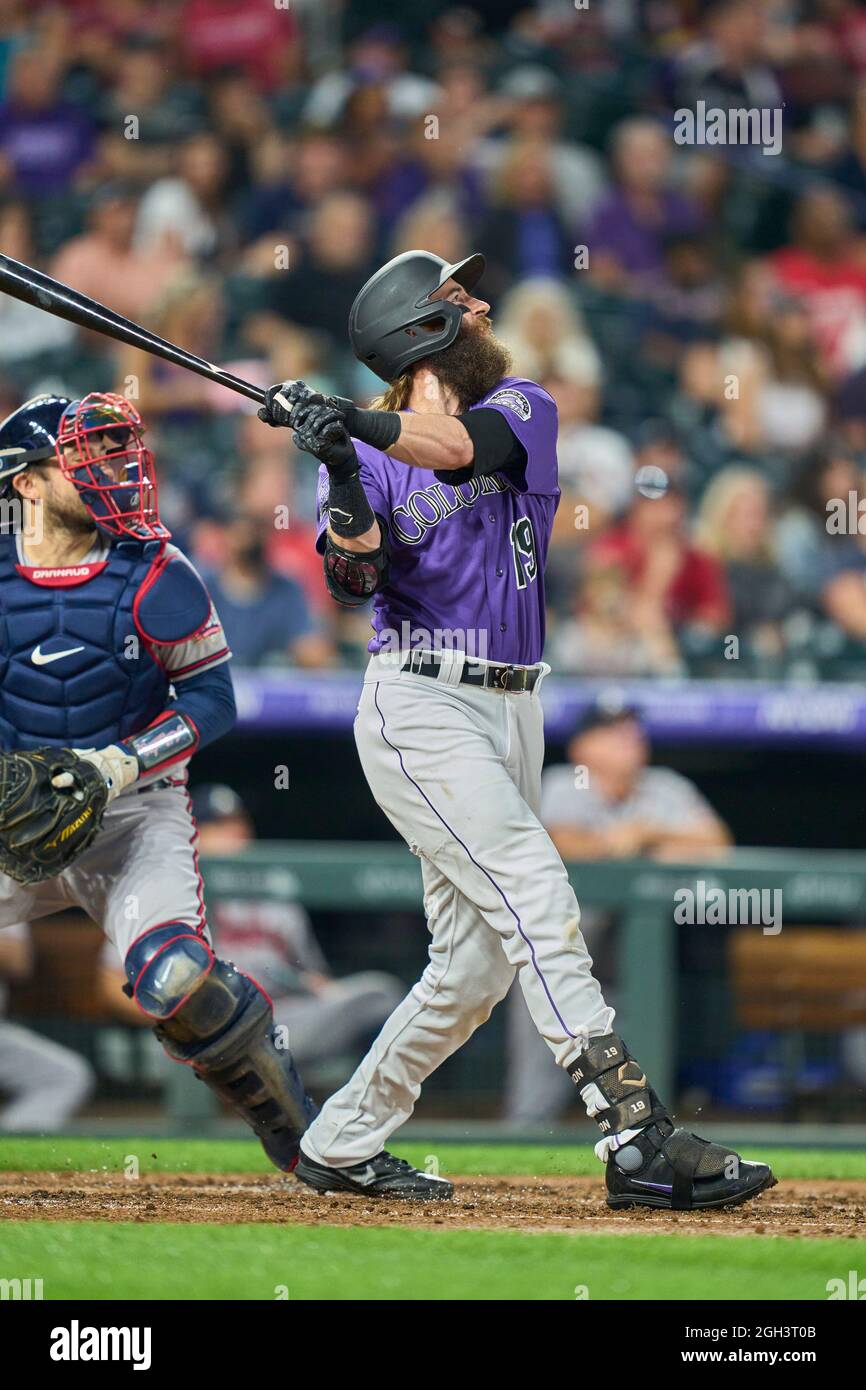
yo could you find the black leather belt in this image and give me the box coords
[401,650,541,693]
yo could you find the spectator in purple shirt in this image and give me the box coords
[0,49,94,196]
[585,117,703,294]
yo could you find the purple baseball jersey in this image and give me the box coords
[316,377,559,665]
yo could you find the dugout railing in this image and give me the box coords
[162,843,866,1128]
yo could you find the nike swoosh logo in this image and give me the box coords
[353,1164,379,1185]
[31,644,86,666]
[329,507,354,522]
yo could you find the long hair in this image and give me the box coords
[693,466,774,564]
[369,374,413,412]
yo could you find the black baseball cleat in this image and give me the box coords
[294,1149,454,1201]
[605,1121,777,1211]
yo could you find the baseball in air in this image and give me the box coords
[634,464,669,500]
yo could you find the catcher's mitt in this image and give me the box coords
[0,747,109,885]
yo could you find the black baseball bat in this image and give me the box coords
[0,252,269,406]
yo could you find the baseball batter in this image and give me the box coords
[258,250,776,1210]
[0,391,315,1164]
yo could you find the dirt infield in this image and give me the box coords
[2,1170,865,1238]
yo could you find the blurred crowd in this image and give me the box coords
[5,1,866,676]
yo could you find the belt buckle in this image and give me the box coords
[486,664,511,692]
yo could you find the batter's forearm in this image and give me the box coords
[326,519,381,553]
[385,412,473,472]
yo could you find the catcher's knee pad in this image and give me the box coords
[567,1033,668,1139]
[124,925,317,1171]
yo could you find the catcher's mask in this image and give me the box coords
[57,393,169,540]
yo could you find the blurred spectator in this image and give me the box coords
[179,0,298,93]
[768,186,866,378]
[192,784,404,1074]
[235,127,300,249]
[545,692,732,864]
[96,36,203,183]
[498,276,602,383]
[474,64,606,229]
[585,479,732,663]
[668,335,787,478]
[546,375,634,528]
[303,24,439,128]
[288,130,349,212]
[668,0,782,115]
[777,442,866,601]
[0,200,76,363]
[52,181,185,320]
[726,272,828,457]
[266,192,377,347]
[115,272,232,418]
[206,66,273,196]
[228,412,325,607]
[694,467,799,660]
[549,550,683,677]
[134,130,232,261]
[391,191,471,267]
[641,233,726,361]
[0,924,93,1132]
[505,694,731,1124]
[203,514,334,669]
[585,117,703,292]
[0,48,94,195]
[478,138,574,290]
[374,108,484,230]
[818,506,866,647]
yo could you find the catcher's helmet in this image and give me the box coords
[348,249,485,382]
[0,391,168,540]
[0,394,71,500]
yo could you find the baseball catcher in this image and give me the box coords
[0,392,315,1166]
[256,249,777,1209]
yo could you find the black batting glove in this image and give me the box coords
[293,403,357,476]
[290,392,348,433]
[258,380,320,429]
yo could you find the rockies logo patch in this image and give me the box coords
[487,388,532,421]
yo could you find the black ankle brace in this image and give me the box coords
[568,1033,669,1139]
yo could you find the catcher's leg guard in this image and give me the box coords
[124,925,317,1171]
[569,1033,776,1211]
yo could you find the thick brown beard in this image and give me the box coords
[420,317,512,413]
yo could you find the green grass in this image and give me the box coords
[0,1221,857,1301]
[1,1135,865,1180]
[2,1137,863,1300]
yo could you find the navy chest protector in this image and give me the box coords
[0,534,197,750]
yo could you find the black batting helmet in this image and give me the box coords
[348,249,485,383]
